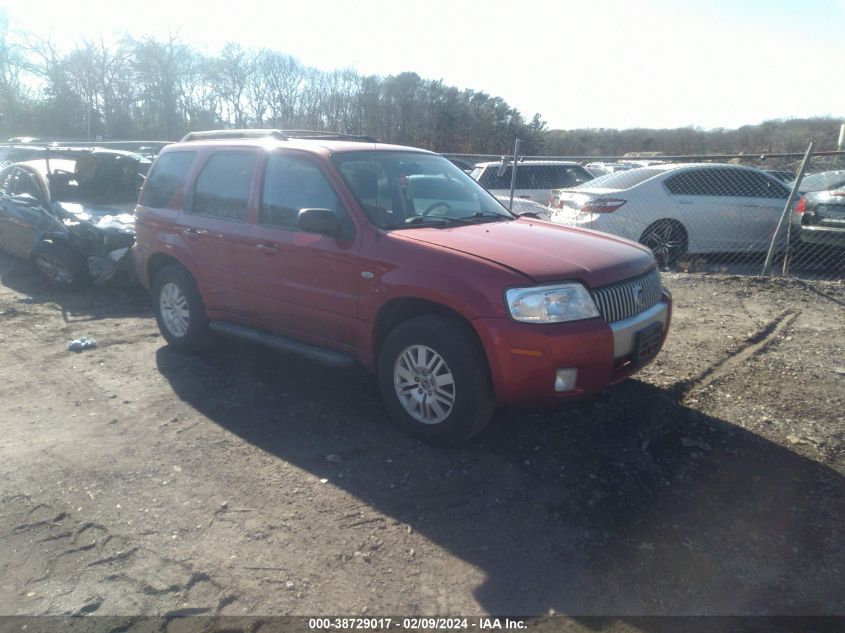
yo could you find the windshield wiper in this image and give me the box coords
[391,211,512,229]
[402,216,474,226]
[459,211,514,222]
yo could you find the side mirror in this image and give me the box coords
[296,208,345,238]
[9,193,41,207]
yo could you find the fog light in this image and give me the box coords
[554,368,578,392]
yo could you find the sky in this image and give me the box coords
[4,0,845,131]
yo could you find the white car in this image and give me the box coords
[549,163,792,266]
[470,160,593,205]
[494,195,552,220]
[583,161,639,178]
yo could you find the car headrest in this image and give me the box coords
[351,169,378,199]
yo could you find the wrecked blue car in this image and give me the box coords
[0,148,149,286]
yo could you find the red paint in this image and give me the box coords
[134,138,671,406]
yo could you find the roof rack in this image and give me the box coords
[180,129,289,142]
[280,130,378,143]
[179,129,378,143]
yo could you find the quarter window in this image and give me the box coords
[191,152,256,221]
[141,151,196,209]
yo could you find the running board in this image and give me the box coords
[209,321,356,368]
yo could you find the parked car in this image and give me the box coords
[790,170,845,194]
[550,163,792,266]
[0,148,146,285]
[583,162,639,178]
[791,182,845,251]
[133,129,671,445]
[762,169,796,184]
[445,156,475,173]
[494,195,552,219]
[0,144,45,166]
[470,160,593,205]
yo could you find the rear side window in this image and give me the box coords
[476,166,512,189]
[191,151,257,221]
[665,168,789,198]
[141,151,196,208]
[260,154,343,228]
[665,169,728,196]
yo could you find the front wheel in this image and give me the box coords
[377,315,496,446]
[152,264,209,351]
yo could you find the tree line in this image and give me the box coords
[0,16,841,158]
[0,18,546,154]
[542,118,844,158]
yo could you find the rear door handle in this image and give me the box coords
[181,227,207,240]
[677,200,694,205]
[255,242,279,255]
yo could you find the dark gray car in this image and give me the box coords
[0,149,146,285]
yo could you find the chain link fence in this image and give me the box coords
[444,150,845,281]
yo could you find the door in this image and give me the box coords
[664,168,749,252]
[245,151,361,350]
[178,150,261,318]
[0,166,56,258]
[730,170,790,251]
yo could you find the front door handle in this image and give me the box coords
[181,227,207,240]
[255,242,279,255]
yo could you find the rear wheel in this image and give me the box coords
[377,315,496,446]
[152,264,209,351]
[639,220,688,267]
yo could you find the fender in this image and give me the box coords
[134,205,202,288]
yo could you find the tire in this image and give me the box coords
[152,264,210,352]
[639,220,688,267]
[377,315,496,446]
[31,243,86,286]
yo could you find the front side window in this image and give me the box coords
[260,154,343,228]
[736,171,789,199]
[142,151,197,209]
[191,152,256,221]
[333,151,512,229]
[666,168,789,198]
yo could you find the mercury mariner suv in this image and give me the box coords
[133,129,672,445]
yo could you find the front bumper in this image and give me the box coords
[473,292,671,406]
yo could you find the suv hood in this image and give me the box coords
[394,217,655,287]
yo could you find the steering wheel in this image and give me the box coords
[422,201,452,216]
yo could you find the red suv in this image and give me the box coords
[133,130,671,445]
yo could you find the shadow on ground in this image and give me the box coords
[0,251,149,322]
[156,340,845,616]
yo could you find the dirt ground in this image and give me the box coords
[1,250,844,622]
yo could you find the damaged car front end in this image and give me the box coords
[0,148,147,286]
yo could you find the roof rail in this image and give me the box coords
[280,130,378,143]
[180,129,289,142]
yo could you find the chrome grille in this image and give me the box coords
[591,268,663,323]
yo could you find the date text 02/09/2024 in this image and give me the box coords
[307,617,527,630]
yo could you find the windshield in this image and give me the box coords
[578,167,666,190]
[332,151,513,229]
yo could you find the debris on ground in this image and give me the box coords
[67,336,97,352]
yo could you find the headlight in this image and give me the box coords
[505,283,600,323]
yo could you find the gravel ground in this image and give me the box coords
[0,250,843,622]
